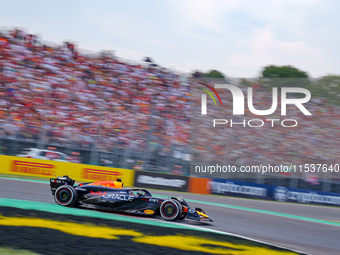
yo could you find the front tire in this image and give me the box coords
[178,212,187,220]
[160,200,182,221]
[172,197,187,220]
[54,185,77,207]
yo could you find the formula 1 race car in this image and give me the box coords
[50,176,213,222]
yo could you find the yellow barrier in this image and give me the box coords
[0,155,135,187]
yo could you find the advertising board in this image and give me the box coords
[209,178,340,206]
[134,171,189,192]
[0,155,134,187]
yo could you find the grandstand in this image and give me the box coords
[0,28,190,174]
[0,28,339,192]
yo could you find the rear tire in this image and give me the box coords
[160,200,182,221]
[54,185,77,207]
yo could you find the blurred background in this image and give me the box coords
[0,27,191,174]
[0,0,339,195]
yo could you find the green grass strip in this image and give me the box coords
[0,176,50,184]
[0,247,40,255]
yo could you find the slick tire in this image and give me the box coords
[178,212,187,220]
[160,200,183,221]
[54,185,77,207]
[172,197,187,220]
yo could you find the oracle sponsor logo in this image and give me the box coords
[82,168,121,181]
[102,194,134,201]
[11,160,55,176]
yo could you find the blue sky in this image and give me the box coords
[1,0,339,77]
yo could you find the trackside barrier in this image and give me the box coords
[188,177,211,194]
[0,155,134,187]
[209,178,340,207]
[134,171,189,192]
[5,154,339,207]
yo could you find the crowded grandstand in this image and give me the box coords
[0,28,339,192]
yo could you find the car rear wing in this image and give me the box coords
[50,175,75,195]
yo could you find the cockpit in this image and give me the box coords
[128,189,152,197]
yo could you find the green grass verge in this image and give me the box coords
[0,247,40,255]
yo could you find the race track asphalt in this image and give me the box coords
[0,178,339,255]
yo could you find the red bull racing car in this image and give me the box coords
[50,176,213,222]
